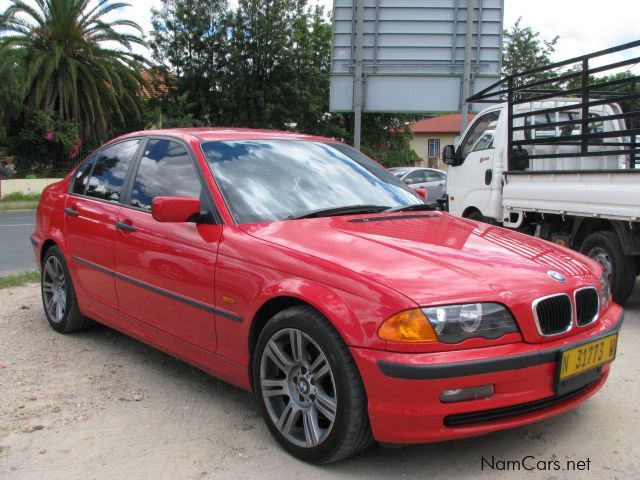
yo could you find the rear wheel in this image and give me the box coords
[580,231,636,304]
[253,305,372,463]
[41,246,93,333]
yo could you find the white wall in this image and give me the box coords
[0,178,60,199]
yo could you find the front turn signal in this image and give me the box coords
[378,309,438,343]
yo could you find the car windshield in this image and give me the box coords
[201,140,422,224]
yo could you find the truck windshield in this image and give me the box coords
[201,140,422,224]
[460,110,500,160]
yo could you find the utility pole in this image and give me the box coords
[353,0,365,150]
[460,0,475,133]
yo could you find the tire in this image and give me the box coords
[41,246,93,333]
[252,305,373,463]
[580,231,636,305]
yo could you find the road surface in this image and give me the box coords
[0,210,36,274]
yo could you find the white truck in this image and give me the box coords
[442,41,640,303]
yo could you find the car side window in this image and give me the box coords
[423,171,439,182]
[71,154,98,195]
[459,110,500,160]
[404,171,423,184]
[130,139,202,212]
[85,140,140,202]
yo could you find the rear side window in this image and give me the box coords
[130,139,202,211]
[424,171,445,182]
[71,154,97,195]
[86,140,140,202]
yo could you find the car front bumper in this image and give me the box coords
[351,303,623,444]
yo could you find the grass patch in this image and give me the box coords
[1,192,41,202]
[0,201,39,211]
[0,271,40,289]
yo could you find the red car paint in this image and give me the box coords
[32,128,622,445]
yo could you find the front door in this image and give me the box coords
[114,138,221,352]
[447,110,501,217]
[65,139,141,308]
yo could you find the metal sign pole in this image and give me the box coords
[353,0,365,150]
[460,0,475,133]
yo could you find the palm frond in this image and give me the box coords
[3,0,148,141]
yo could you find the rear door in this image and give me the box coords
[419,170,447,201]
[114,138,222,352]
[65,139,142,308]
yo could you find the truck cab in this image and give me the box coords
[446,100,629,222]
[439,39,640,304]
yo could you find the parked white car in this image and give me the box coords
[389,167,447,201]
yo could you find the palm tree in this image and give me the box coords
[0,0,148,142]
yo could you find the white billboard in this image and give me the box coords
[330,0,504,113]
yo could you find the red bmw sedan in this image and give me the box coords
[31,129,622,463]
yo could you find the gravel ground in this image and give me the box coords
[1,283,639,480]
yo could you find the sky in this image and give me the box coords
[0,0,638,69]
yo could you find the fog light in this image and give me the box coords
[440,385,494,403]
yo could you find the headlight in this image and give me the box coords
[599,272,611,310]
[421,303,518,344]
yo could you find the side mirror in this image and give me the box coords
[414,188,428,201]
[442,145,461,166]
[404,177,416,185]
[152,196,201,223]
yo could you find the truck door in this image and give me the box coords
[447,110,501,218]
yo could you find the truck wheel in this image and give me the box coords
[580,231,636,304]
[464,210,493,225]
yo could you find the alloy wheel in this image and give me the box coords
[42,256,67,323]
[259,328,337,448]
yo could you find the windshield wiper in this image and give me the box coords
[287,204,390,220]
[385,203,437,213]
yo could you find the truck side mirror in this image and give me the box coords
[442,145,461,166]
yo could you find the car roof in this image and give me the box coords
[114,128,339,144]
[390,167,446,173]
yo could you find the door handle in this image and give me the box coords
[115,221,136,232]
[64,207,80,217]
[484,169,493,185]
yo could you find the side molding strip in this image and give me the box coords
[71,256,243,323]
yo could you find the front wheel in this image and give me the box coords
[580,231,636,305]
[253,306,372,463]
[464,209,493,224]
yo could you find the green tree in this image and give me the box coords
[219,0,306,128]
[502,18,559,86]
[149,0,228,122]
[0,48,25,142]
[148,0,418,165]
[0,0,149,142]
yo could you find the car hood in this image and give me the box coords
[240,212,599,305]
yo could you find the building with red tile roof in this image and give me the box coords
[409,113,475,168]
